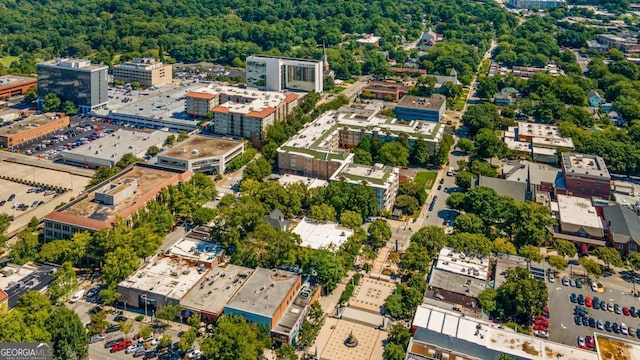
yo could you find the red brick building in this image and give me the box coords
[561,153,611,200]
[0,75,36,99]
[361,81,409,102]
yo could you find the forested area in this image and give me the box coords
[0,0,516,82]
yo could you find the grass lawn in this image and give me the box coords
[342,78,357,85]
[0,56,20,67]
[414,171,437,190]
[327,86,346,94]
[453,88,470,111]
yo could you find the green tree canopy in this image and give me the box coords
[200,315,270,360]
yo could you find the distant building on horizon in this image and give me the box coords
[37,58,108,114]
[246,55,323,93]
[508,0,566,9]
[113,58,173,87]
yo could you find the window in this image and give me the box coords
[630,243,637,251]
[617,243,624,250]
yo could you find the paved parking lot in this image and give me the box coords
[68,298,186,360]
[547,278,640,348]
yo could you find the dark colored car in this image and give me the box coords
[631,306,637,318]
[615,304,622,314]
[113,315,127,322]
[623,307,631,316]
[89,306,103,315]
[636,328,640,338]
[578,295,585,305]
[600,302,607,311]
[8,194,15,201]
[593,298,600,309]
[574,315,581,325]
[144,351,158,359]
[582,316,589,326]
[589,317,596,328]
[569,259,579,265]
[613,322,621,333]
[106,324,120,333]
[605,321,612,331]
[105,338,124,349]
[570,293,577,303]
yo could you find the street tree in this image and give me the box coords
[410,140,431,166]
[46,307,88,360]
[506,201,554,248]
[136,325,153,340]
[304,249,346,292]
[275,343,298,360]
[156,303,181,323]
[495,267,548,323]
[548,255,568,271]
[580,257,603,279]
[177,130,189,142]
[200,315,270,360]
[48,261,78,303]
[159,334,172,348]
[399,243,431,273]
[62,100,77,116]
[474,128,508,159]
[493,238,516,255]
[553,239,577,258]
[164,135,176,146]
[310,204,336,222]
[446,192,466,209]
[455,171,476,190]
[340,210,363,229]
[453,213,484,235]
[477,288,498,314]
[394,195,419,215]
[410,226,447,256]
[367,220,392,250]
[378,142,409,167]
[518,245,543,262]
[119,320,134,339]
[179,329,197,351]
[101,246,139,288]
[594,247,623,270]
[146,145,160,156]
[462,103,500,136]
[629,253,640,271]
[448,233,493,256]
[42,93,61,112]
[457,138,474,153]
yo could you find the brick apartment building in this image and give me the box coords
[561,153,611,200]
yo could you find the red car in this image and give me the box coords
[585,297,593,307]
[623,307,631,316]
[542,307,550,318]
[585,335,594,349]
[535,318,549,327]
[533,324,548,331]
[110,340,132,353]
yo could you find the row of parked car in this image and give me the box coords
[573,305,640,338]
[570,293,640,317]
[562,276,599,292]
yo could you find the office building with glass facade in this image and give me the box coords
[246,55,323,93]
[37,58,108,114]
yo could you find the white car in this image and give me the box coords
[70,290,85,303]
[188,350,202,360]
[548,273,555,283]
[150,338,159,346]
[125,344,141,354]
[621,323,629,335]
[591,282,598,292]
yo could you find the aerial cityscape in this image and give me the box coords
[1,0,640,359]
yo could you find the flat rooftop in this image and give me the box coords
[63,129,168,160]
[38,58,107,72]
[277,174,329,189]
[334,163,396,187]
[562,153,610,178]
[556,194,603,230]
[504,122,575,149]
[273,283,314,336]
[595,333,640,360]
[120,256,205,300]
[0,113,65,136]
[160,135,242,160]
[50,164,186,224]
[0,263,37,290]
[188,84,291,105]
[247,54,322,64]
[225,268,299,318]
[292,218,353,251]
[96,83,204,124]
[396,95,446,111]
[412,304,598,360]
[0,75,36,87]
[429,267,487,299]
[181,264,253,315]
[167,236,223,264]
[1,264,56,308]
[435,248,489,281]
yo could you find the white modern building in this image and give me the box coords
[292,218,353,251]
[246,55,323,93]
[502,122,574,164]
[330,163,400,211]
[156,135,244,174]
